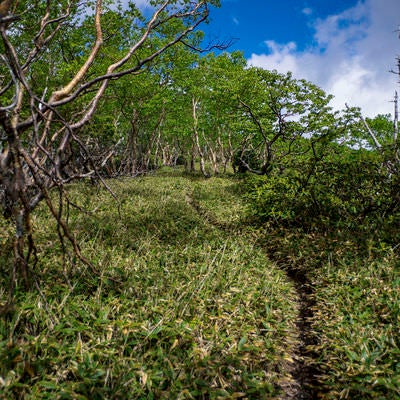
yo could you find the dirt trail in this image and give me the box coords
[281,265,320,399]
[185,191,321,399]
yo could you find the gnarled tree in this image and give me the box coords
[0,0,219,301]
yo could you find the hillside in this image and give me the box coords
[1,169,398,399]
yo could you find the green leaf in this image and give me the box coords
[238,336,247,351]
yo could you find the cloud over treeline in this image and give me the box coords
[248,0,399,117]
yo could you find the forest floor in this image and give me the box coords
[0,168,399,399]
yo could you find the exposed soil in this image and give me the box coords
[282,265,321,399]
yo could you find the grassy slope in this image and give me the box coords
[259,227,400,399]
[311,253,400,399]
[0,169,399,399]
[0,171,298,399]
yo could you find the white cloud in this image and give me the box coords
[302,7,313,16]
[132,0,149,6]
[250,41,299,75]
[248,0,399,117]
[232,16,240,25]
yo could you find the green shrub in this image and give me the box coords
[245,155,400,244]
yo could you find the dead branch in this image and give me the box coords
[0,54,19,111]
[345,103,382,149]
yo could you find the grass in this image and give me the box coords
[0,171,298,399]
[311,252,400,399]
[256,225,400,400]
[0,168,399,399]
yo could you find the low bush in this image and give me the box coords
[245,154,400,246]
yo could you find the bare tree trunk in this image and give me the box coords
[161,144,177,166]
[227,131,236,173]
[202,130,219,175]
[2,130,32,290]
[126,110,139,175]
[345,103,382,149]
[394,91,398,143]
[192,97,209,177]
[152,129,162,168]
[189,144,196,172]
[216,132,226,173]
[144,107,165,170]
[0,75,33,290]
[208,145,219,175]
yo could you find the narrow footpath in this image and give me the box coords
[186,191,321,399]
[281,265,320,399]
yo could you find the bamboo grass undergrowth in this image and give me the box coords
[0,173,298,399]
[0,169,398,399]
[311,253,399,399]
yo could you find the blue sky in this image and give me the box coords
[202,0,399,116]
[132,0,399,117]
[204,0,359,55]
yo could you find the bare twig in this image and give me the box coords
[345,103,382,149]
